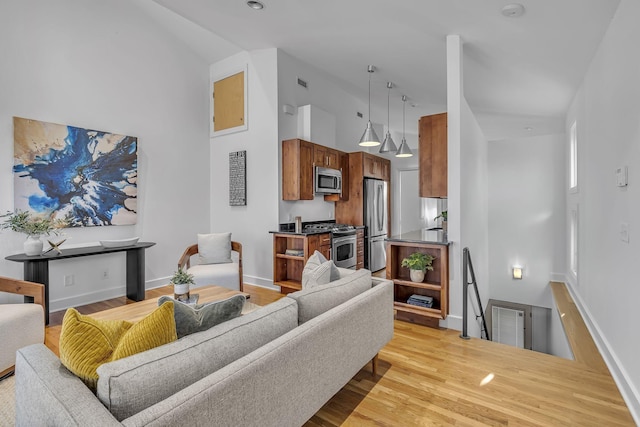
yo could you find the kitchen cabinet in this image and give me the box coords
[335,152,391,230]
[419,112,447,198]
[363,153,390,181]
[356,228,365,270]
[272,232,331,294]
[385,234,449,328]
[282,139,347,201]
[314,145,340,170]
[282,139,314,201]
[308,233,331,260]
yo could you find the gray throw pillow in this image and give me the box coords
[302,251,340,289]
[158,294,245,338]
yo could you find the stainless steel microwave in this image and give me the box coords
[315,166,342,195]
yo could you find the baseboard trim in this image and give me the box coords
[49,275,273,312]
[243,275,277,290]
[564,281,640,425]
[49,286,126,313]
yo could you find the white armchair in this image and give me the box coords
[177,241,243,292]
[0,276,45,378]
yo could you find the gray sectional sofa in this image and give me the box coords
[15,269,394,426]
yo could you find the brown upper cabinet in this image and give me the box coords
[282,139,348,201]
[314,145,340,170]
[419,113,448,198]
[363,153,390,181]
[282,139,315,200]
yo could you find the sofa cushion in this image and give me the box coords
[288,269,372,324]
[197,232,232,265]
[187,262,240,290]
[96,297,298,421]
[59,301,177,390]
[158,294,245,338]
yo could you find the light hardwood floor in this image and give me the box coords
[44,282,634,426]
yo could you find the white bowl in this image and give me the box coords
[99,237,140,248]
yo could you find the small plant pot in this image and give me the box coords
[410,269,425,283]
[173,283,190,302]
[442,221,448,233]
[24,235,43,256]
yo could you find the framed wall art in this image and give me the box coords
[210,65,248,137]
[229,150,246,206]
[13,117,138,226]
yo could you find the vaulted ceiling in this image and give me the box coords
[151,0,619,141]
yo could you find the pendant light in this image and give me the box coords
[358,65,381,147]
[396,95,413,158]
[379,82,398,153]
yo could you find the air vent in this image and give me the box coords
[297,77,308,89]
[357,112,363,118]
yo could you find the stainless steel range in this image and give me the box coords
[303,223,357,269]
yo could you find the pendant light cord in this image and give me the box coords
[368,71,372,120]
[387,85,391,129]
[402,96,406,138]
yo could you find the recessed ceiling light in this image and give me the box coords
[501,3,525,18]
[524,126,533,131]
[247,1,264,10]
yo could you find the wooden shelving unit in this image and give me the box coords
[272,232,331,294]
[385,240,449,328]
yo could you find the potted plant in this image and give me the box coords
[401,252,436,283]
[434,210,448,233]
[171,267,195,302]
[1,210,67,256]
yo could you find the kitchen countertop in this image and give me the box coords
[269,230,330,236]
[385,229,450,246]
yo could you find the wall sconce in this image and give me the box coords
[512,265,523,280]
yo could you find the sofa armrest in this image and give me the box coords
[15,344,121,427]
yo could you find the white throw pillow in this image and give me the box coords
[302,251,339,288]
[197,233,232,265]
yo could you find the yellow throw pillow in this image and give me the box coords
[59,301,177,390]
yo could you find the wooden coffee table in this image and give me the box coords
[89,285,250,323]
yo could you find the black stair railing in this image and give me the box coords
[460,247,490,340]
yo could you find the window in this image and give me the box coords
[570,121,578,190]
[570,208,578,277]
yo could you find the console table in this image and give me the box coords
[6,242,155,324]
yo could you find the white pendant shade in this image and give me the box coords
[359,121,381,147]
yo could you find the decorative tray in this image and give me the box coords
[99,237,140,248]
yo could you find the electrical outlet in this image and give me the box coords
[102,270,109,279]
[620,222,630,243]
[64,275,74,287]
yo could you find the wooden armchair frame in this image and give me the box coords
[0,276,45,378]
[177,241,243,292]
[0,276,45,308]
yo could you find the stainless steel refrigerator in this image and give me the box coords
[364,178,388,272]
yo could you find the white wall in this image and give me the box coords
[210,49,280,289]
[445,35,490,334]
[488,135,566,308]
[564,0,640,418]
[0,0,211,308]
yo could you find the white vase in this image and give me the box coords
[24,235,43,256]
[410,269,425,283]
[173,283,190,301]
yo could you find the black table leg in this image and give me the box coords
[23,260,50,325]
[126,248,145,301]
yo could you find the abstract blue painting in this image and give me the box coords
[13,117,138,226]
